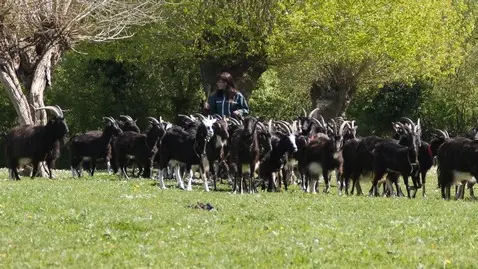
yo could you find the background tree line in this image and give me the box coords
[1,0,478,143]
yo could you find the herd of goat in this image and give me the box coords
[3,105,478,200]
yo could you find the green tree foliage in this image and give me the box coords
[249,69,310,119]
[268,0,474,117]
[421,46,478,134]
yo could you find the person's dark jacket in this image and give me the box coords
[207,90,249,117]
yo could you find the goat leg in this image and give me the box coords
[249,162,256,194]
[283,169,289,191]
[174,165,185,190]
[121,166,130,180]
[323,170,331,194]
[402,176,411,198]
[157,168,167,189]
[107,160,113,175]
[31,162,39,179]
[186,168,194,191]
[421,172,427,198]
[90,161,97,177]
[468,181,476,199]
[200,161,210,192]
[455,183,464,200]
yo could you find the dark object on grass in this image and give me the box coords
[188,202,215,211]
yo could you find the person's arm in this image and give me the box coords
[233,93,249,116]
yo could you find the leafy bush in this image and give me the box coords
[347,81,431,136]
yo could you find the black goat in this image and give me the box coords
[348,119,421,197]
[108,115,140,175]
[229,117,272,194]
[115,117,165,179]
[436,137,478,200]
[117,115,141,133]
[4,106,69,180]
[258,121,298,191]
[155,114,217,191]
[110,115,140,174]
[370,141,420,197]
[69,117,122,177]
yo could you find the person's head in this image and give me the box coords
[216,72,236,91]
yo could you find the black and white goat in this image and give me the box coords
[205,115,230,190]
[436,137,478,200]
[4,105,69,180]
[69,117,123,177]
[115,117,165,179]
[155,114,217,191]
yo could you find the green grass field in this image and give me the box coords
[0,168,477,268]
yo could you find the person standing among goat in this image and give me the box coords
[204,72,249,117]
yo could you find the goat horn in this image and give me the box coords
[310,118,324,129]
[318,115,326,128]
[147,117,160,125]
[31,105,62,118]
[276,121,292,135]
[227,117,236,124]
[103,117,117,126]
[397,122,412,134]
[302,108,307,117]
[433,128,448,138]
[444,130,450,138]
[279,120,294,134]
[339,121,349,136]
[54,105,65,118]
[308,108,320,118]
[110,117,120,128]
[119,115,133,122]
[400,117,416,130]
[257,121,268,133]
[178,114,194,121]
[192,113,206,121]
[329,119,338,134]
[415,118,421,133]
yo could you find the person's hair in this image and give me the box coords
[217,72,238,101]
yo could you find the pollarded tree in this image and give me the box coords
[0,0,162,125]
[268,0,475,119]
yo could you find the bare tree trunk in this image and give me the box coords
[0,65,34,125]
[310,81,354,120]
[310,62,367,119]
[29,45,59,125]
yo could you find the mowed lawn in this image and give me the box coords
[0,168,477,268]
